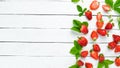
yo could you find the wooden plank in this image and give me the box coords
[0,56,117,68]
[0,2,118,15]
[0,43,119,56]
[0,15,119,29]
[0,29,118,42]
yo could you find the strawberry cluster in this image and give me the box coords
[70,0,120,68]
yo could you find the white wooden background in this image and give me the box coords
[0,0,119,68]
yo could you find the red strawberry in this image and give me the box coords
[78,36,88,47]
[93,44,101,52]
[99,53,105,63]
[115,56,120,66]
[85,62,93,68]
[102,5,111,12]
[85,10,92,20]
[96,20,104,29]
[90,50,99,60]
[96,12,102,21]
[108,41,117,49]
[115,45,120,53]
[80,50,88,58]
[77,60,84,66]
[80,25,88,34]
[112,34,120,43]
[105,19,114,30]
[97,29,107,36]
[90,0,100,10]
[105,23,114,30]
[91,31,98,41]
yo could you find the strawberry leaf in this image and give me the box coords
[75,52,80,59]
[71,0,80,3]
[74,40,82,50]
[114,7,120,14]
[114,0,120,7]
[82,21,88,27]
[70,47,79,55]
[73,20,82,27]
[71,27,80,32]
[117,17,120,29]
[104,59,114,65]
[79,12,83,17]
[97,62,105,68]
[105,0,113,8]
[69,64,79,68]
[82,8,87,13]
[77,5,82,12]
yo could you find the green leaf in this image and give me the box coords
[104,59,114,65]
[75,52,80,59]
[97,62,105,68]
[77,5,82,12]
[82,8,87,13]
[69,64,79,68]
[105,0,113,8]
[71,0,80,3]
[79,13,83,17]
[117,17,120,29]
[74,40,82,50]
[104,63,109,68]
[70,47,79,55]
[114,0,120,7]
[71,27,80,32]
[73,20,82,27]
[82,21,88,27]
[114,7,120,14]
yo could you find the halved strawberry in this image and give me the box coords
[77,60,84,66]
[85,10,92,20]
[80,25,88,34]
[90,50,99,60]
[93,44,101,52]
[91,30,98,41]
[78,36,88,47]
[102,5,111,12]
[97,29,107,36]
[115,45,120,53]
[112,34,120,43]
[99,53,105,63]
[80,50,88,58]
[85,62,93,68]
[90,0,100,10]
[96,20,104,29]
[115,56,120,66]
[108,41,117,50]
[96,12,102,21]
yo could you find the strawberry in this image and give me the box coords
[77,60,84,66]
[96,12,102,21]
[108,41,117,50]
[90,0,100,10]
[91,31,98,41]
[90,50,99,60]
[102,5,111,12]
[93,44,101,52]
[80,25,88,34]
[99,53,105,63]
[115,56,120,66]
[85,10,92,20]
[97,29,107,36]
[80,50,88,58]
[85,62,93,68]
[114,45,120,53]
[112,34,120,43]
[78,36,88,47]
[105,23,114,30]
[105,19,114,30]
[96,20,104,29]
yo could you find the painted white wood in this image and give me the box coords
[0,56,117,68]
[0,15,119,29]
[0,2,118,15]
[0,29,118,42]
[0,43,119,57]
